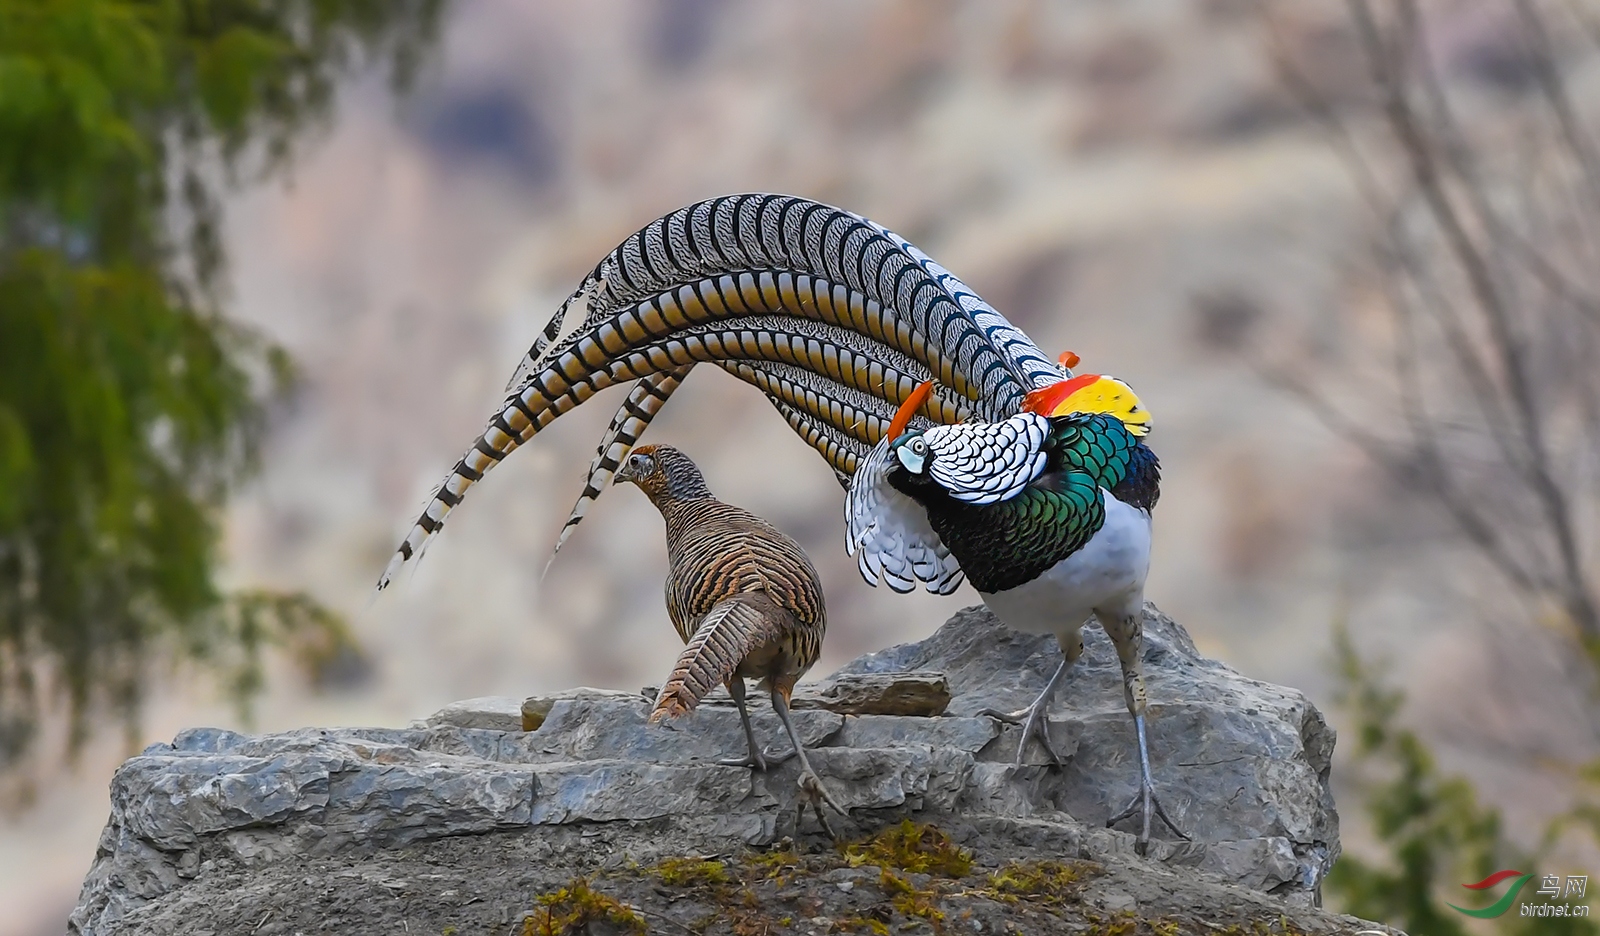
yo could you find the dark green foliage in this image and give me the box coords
[0,0,442,771]
[1326,624,1597,935]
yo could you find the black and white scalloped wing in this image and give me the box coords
[844,440,964,595]
[923,414,1050,505]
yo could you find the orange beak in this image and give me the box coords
[887,380,934,441]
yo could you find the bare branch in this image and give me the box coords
[1352,0,1600,636]
[1250,357,1544,595]
[1260,1,1600,646]
[1516,0,1600,209]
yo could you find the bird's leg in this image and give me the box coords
[716,678,794,770]
[977,630,1083,765]
[771,686,846,840]
[1101,611,1189,856]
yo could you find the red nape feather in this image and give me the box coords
[1022,373,1100,415]
[888,380,934,440]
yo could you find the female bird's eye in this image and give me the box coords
[631,454,652,473]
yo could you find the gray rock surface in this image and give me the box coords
[642,671,953,717]
[414,695,526,732]
[69,603,1342,935]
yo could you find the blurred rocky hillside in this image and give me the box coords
[8,2,1600,933]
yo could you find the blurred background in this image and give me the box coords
[5,1,1600,933]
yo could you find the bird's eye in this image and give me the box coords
[631,454,651,473]
[910,438,928,455]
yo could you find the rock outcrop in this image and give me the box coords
[70,604,1361,935]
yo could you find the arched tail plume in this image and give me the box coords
[379,194,1065,590]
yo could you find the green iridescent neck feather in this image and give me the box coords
[890,413,1159,593]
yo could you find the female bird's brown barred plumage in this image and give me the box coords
[615,444,823,714]
[613,443,844,830]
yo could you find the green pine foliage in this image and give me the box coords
[0,0,442,770]
[1327,625,1598,935]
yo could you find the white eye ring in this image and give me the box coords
[910,438,928,455]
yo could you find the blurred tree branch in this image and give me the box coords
[1263,0,1600,654]
[0,0,443,787]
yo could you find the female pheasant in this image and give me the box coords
[613,443,844,834]
[846,381,1180,855]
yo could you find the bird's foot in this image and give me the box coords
[1107,783,1189,857]
[717,745,797,772]
[797,768,847,842]
[977,701,1065,766]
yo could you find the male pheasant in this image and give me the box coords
[372,194,1167,842]
[374,194,1149,591]
[613,444,844,833]
[846,381,1180,855]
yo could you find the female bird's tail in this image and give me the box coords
[650,594,789,722]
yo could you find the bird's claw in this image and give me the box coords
[977,703,1064,766]
[1107,783,1189,857]
[717,745,797,772]
[798,769,846,841]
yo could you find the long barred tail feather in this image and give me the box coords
[769,397,868,487]
[543,365,693,576]
[649,594,785,722]
[379,194,1066,591]
[545,354,934,570]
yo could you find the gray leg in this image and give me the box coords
[715,678,794,770]
[771,687,846,840]
[1100,611,1188,856]
[978,629,1084,765]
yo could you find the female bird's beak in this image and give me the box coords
[613,463,636,485]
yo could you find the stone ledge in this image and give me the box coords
[69,603,1342,935]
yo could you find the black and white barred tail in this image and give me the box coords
[544,357,975,566]
[379,194,1065,590]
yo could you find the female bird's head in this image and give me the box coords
[614,444,713,503]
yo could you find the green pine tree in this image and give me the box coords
[1327,624,1598,935]
[0,0,443,773]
